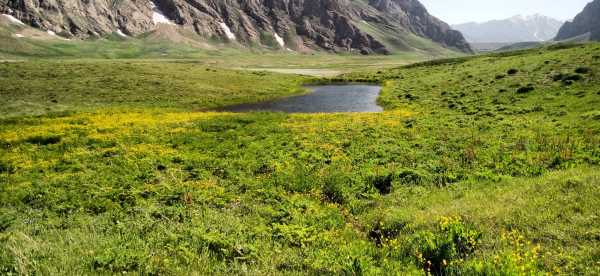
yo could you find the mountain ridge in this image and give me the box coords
[0,0,472,54]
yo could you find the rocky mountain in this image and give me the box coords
[555,0,600,41]
[453,14,563,43]
[0,0,471,54]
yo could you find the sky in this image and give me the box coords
[419,0,591,24]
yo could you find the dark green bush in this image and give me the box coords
[507,69,519,75]
[396,169,426,185]
[411,217,481,275]
[574,67,590,74]
[23,135,61,145]
[323,178,348,204]
[369,219,407,246]
[369,174,394,195]
[517,85,535,94]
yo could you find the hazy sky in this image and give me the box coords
[419,0,591,24]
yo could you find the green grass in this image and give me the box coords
[1,43,599,275]
[0,60,310,117]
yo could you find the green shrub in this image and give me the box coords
[574,67,590,74]
[369,219,407,246]
[23,135,61,145]
[396,169,426,185]
[516,85,535,94]
[369,173,394,195]
[410,217,481,275]
[323,177,348,204]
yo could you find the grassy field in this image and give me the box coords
[1,43,599,275]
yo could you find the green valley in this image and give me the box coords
[1,42,599,274]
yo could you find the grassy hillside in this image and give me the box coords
[1,44,599,274]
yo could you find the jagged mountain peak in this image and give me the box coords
[555,0,600,41]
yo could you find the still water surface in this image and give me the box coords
[219,84,383,113]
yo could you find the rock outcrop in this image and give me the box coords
[555,0,600,41]
[0,0,472,54]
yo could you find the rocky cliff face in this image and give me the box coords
[555,0,600,41]
[369,0,471,52]
[0,0,472,54]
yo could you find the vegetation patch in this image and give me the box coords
[516,85,535,94]
[23,135,61,145]
[410,217,481,275]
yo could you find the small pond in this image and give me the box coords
[218,83,383,113]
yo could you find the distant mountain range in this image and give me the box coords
[453,14,563,43]
[555,0,600,41]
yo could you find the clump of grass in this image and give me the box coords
[23,135,61,145]
[516,85,535,94]
[396,169,426,185]
[322,175,349,204]
[552,73,583,85]
[507,68,519,75]
[369,173,394,195]
[574,67,590,74]
[410,217,482,275]
[582,110,600,121]
[369,219,407,246]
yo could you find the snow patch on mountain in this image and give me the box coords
[149,1,175,25]
[274,33,285,47]
[219,23,236,40]
[116,29,128,37]
[2,14,25,25]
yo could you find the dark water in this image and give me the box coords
[219,84,383,113]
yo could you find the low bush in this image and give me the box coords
[23,135,61,145]
[396,169,426,185]
[517,85,535,94]
[322,176,349,204]
[369,219,407,246]
[369,173,394,195]
[410,217,481,275]
[574,67,590,74]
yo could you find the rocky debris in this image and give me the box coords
[555,0,600,41]
[0,0,472,54]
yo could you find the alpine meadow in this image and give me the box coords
[1,0,599,275]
